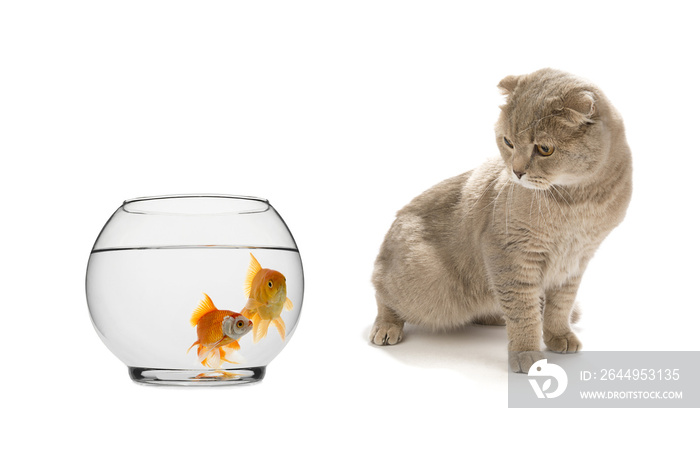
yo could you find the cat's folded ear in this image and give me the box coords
[560,90,597,126]
[498,75,520,95]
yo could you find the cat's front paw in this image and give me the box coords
[544,332,582,353]
[370,321,404,346]
[509,351,545,373]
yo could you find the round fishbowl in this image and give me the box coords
[86,195,304,386]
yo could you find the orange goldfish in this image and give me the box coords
[241,253,293,343]
[187,293,253,368]
[194,370,241,380]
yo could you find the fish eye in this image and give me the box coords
[503,137,514,149]
[268,280,273,288]
[236,320,244,328]
[536,144,554,156]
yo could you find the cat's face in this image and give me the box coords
[495,68,610,190]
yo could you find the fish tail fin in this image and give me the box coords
[219,342,241,364]
[203,349,222,369]
[271,317,286,341]
[196,344,216,365]
[190,342,214,367]
[254,318,271,343]
[217,347,229,363]
[243,253,262,297]
[247,313,261,343]
[191,293,218,326]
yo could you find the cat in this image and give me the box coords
[370,68,632,373]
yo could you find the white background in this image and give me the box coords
[2,1,698,464]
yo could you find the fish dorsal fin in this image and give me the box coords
[190,293,218,327]
[284,297,293,311]
[243,253,262,297]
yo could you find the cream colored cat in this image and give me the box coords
[370,68,632,372]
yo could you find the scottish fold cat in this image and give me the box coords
[370,68,632,372]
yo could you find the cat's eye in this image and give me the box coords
[503,137,514,149]
[536,144,555,156]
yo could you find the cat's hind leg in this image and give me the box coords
[370,299,405,346]
[472,314,506,326]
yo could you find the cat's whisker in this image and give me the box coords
[555,184,583,226]
[484,178,510,220]
[544,189,557,229]
[549,185,576,229]
[466,176,500,216]
[551,184,574,207]
[504,186,508,236]
[506,181,515,237]
[537,187,546,226]
[542,187,554,227]
[494,179,510,217]
[475,176,507,213]
[545,188,571,231]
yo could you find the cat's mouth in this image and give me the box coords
[510,172,551,191]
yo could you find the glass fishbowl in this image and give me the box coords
[86,195,304,386]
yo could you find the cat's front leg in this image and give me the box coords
[543,278,583,353]
[504,306,545,373]
[491,268,546,373]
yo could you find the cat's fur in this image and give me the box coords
[370,68,632,372]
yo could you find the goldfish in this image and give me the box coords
[187,293,253,368]
[241,253,293,343]
[194,370,241,380]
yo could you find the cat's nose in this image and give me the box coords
[513,170,526,179]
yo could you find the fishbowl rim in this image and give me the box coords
[123,193,269,205]
[121,194,272,216]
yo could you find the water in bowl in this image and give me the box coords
[86,245,303,385]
